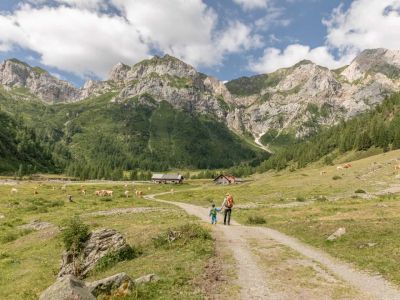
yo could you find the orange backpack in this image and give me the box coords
[226,195,234,208]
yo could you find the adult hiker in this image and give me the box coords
[221,193,234,225]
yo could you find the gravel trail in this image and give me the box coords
[146,193,400,300]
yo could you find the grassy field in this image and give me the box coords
[0,181,218,299]
[160,149,400,285]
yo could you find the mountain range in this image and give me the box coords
[1,48,399,176]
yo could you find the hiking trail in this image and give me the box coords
[145,192,400,300]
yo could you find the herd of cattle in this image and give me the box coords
[9,184,146,198]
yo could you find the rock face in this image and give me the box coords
[39,275,95,300]
[108,55,228,119]
[226,49,400,139]
[2,48,400,144]
[0,59,80,103]
[58,228,129,278]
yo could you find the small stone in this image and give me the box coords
[20,220,53,230]
[327,227,346,241]
[134,274,160,285]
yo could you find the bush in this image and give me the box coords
[296,196,306,202]
[93,245,141,273]
[247,216,266,224]
[355,189,366,194]
[0,232,18,244]
[153,223,211,248]
[100,197,112,202]
[332,175,342,180]
[61,216,90,252]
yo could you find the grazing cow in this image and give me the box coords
[320,171,327,175]
[124,190,129,198]
[10,188,18,194]
[81,189,86,195]
[95,190,102,196]
[102,190,113,197]
[135,190,143,197]
[170,188,175,194]
[343,163,352,169]
[395,164,400,170]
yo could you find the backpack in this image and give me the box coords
[226,195,234,208]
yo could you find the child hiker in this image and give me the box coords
[209,203,221,224]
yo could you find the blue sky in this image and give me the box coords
[0,0,398,86]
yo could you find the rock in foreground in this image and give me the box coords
[39,275,95,300]
[58,228,129,278]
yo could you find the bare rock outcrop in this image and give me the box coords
[0,59,80,103]
[58,228,129,278]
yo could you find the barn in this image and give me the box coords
[213,174,242,185]
[151,174,184,184]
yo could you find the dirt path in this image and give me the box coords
[146,193,400,300]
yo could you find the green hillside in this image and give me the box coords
[0,110,55,174]
[0,89,266,178]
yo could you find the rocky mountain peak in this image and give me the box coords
[129,54,198,79]
[341,48,400,82]
[0,58,80,103]
[108,62,130,83]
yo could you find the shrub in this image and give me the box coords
[316,195,328,202]
[247,216,266,224]
[153,223,211,248]
[296,196,306,202]
[100,197,112,202]
[93,245,141,272]
[355,189,366,194]
[332,175,342,180]
[61,216,90,252]
[0,232,18,244]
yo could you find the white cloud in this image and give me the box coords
[0,0,262,79]
[250,44,352,73]
[233,0,269,11]
[250,0,400,74]
[324,0,400,53]
[254,6,291,31]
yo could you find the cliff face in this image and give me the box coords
[2,49,400,145]
[226,49,400,139]
[0,59,80,103]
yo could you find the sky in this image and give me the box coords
[0,0,399,86]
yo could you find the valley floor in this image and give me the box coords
[148,192,400,300]
[1,149,400,299]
